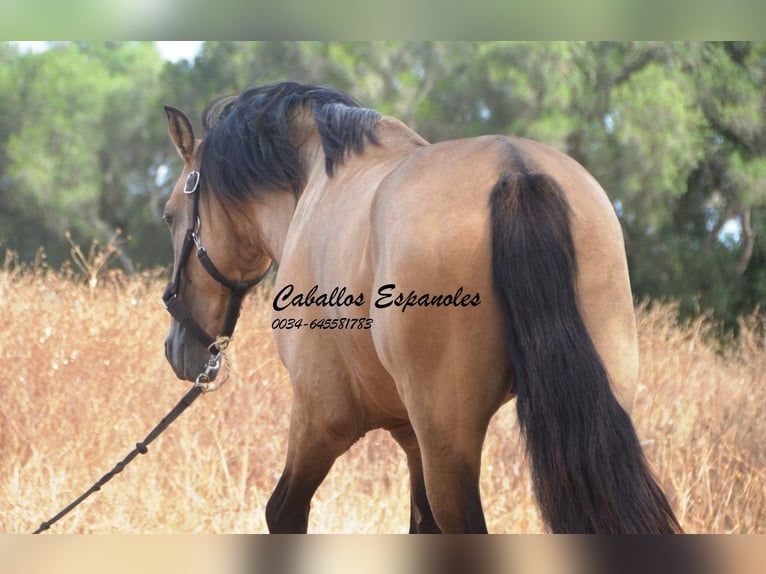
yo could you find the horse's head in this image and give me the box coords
[161,106,271,383]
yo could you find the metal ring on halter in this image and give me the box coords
[192,230,203,250]
[183,170,200,194]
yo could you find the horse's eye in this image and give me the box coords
[162,214,173,227]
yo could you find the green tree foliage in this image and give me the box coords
[2,42,171,268]
[1,41,765,325]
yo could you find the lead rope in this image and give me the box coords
[32,342,232,534]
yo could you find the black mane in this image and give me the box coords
[199,82,381,204]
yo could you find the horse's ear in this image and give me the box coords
[164,105,196,163]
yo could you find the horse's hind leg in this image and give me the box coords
[390,424,441,533]
[410,409,490,533]
[374,314,508,533]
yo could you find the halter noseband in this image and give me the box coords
[162,170,271,382]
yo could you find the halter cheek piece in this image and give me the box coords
[162,170,271,384]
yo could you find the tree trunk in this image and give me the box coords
[735,207,755,276]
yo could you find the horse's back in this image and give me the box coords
[370,134,638,412]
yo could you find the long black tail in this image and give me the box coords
[490,171,682,533]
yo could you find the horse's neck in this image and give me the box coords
[240,189,296,265]
[257,111,428,264]
[293,107,429,173]
[376,115,430,149]
[229,111,428,268]
[288,110,426,195]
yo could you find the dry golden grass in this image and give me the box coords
[1,262,764,533]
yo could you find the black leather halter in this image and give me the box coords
[162,170,271,359]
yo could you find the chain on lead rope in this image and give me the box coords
[193,336,233,393]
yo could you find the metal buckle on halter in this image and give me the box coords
[183,170,200,194]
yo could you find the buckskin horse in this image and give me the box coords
[161,81,681,533]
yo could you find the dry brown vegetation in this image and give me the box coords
[1,260,764,534]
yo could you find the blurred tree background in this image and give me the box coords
[1,41,764,326]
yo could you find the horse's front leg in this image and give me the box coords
[265,388,359,533]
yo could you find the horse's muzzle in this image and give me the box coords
[164,324,218,382]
